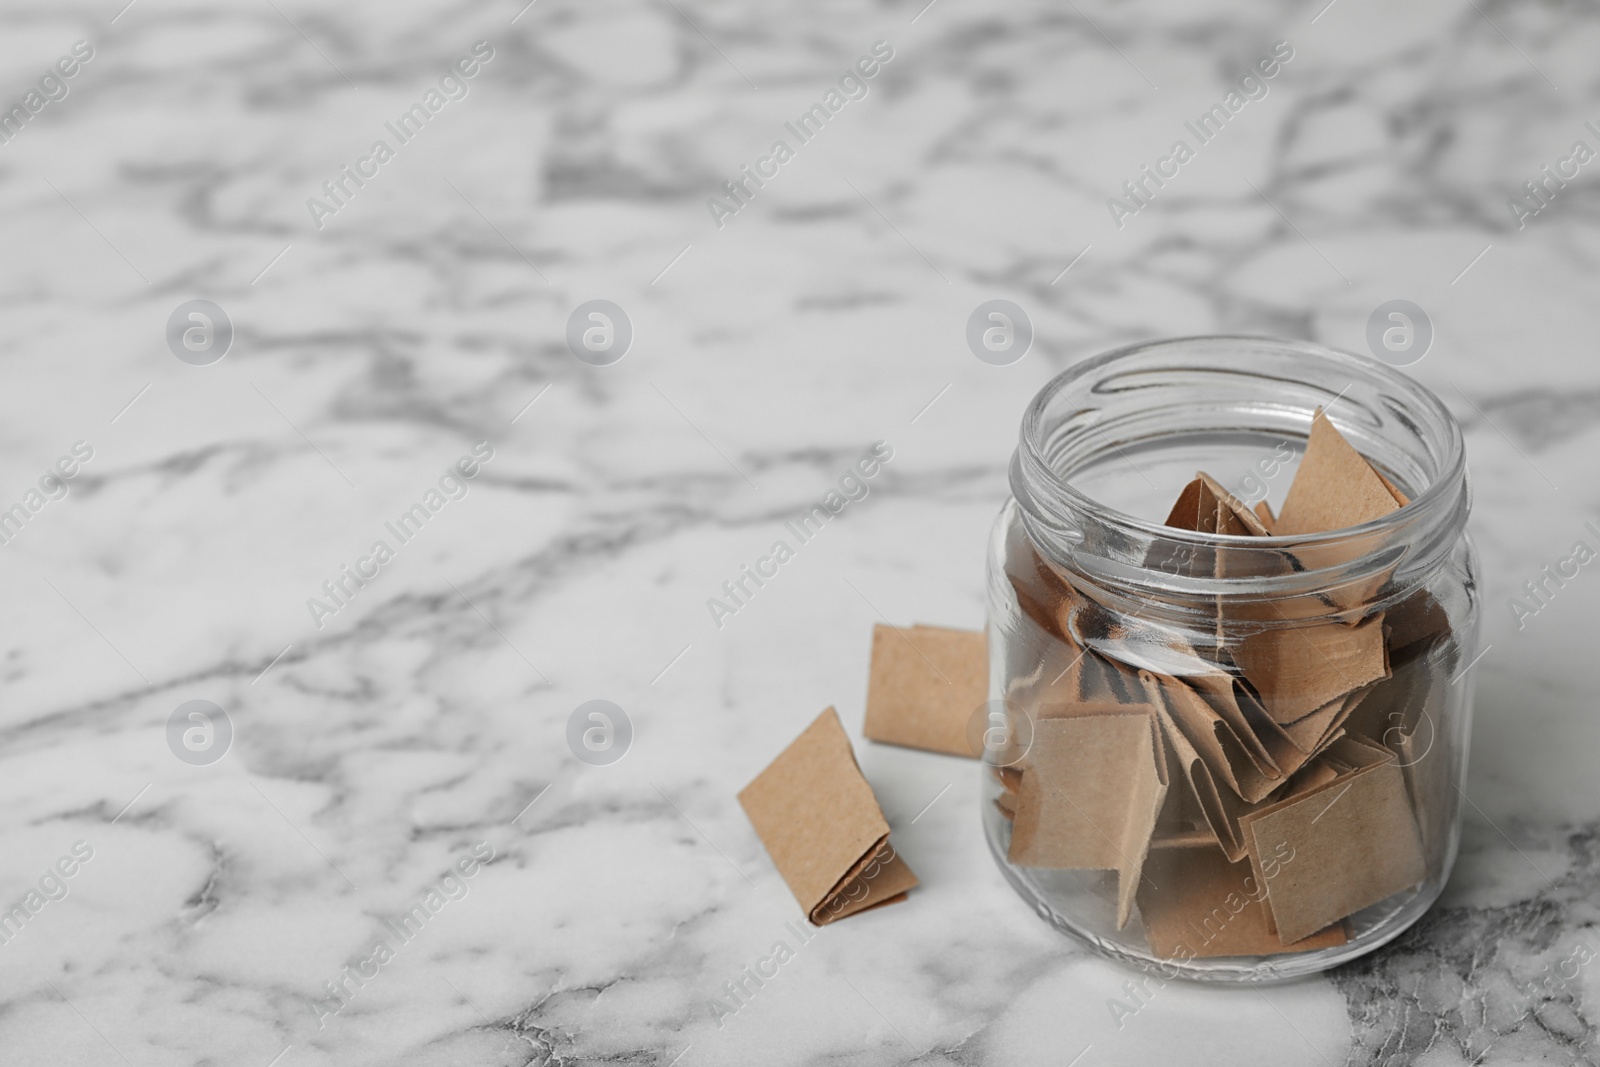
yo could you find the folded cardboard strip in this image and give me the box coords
[1239,735,1426,944]
[1233,615,1389,724]
[863,623,988,757]
[739,707,918,924]
[1274,409,1406,537]
[1140,671,1255,862]
[1273,408,1408,612]
[1007,709,1168,929]
[1137,846,1349,959]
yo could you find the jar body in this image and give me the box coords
[982,336,1478,980]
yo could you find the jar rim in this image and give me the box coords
[1011,334,1471,611]
[1016,334,1467,549]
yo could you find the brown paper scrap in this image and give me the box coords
[995,792,1017,820]
[1253,499,1276,533]
[1278,688,1365,754]
[1191,672,1356,790]
[1158,472,1293,650]
[1152,673,1283,804]
[1007,710,1168,928]
[1346,664,1452,862]
[1240,735,1426,944]
[1164,472,1270,537]
[739,707,919,924]
[1385,590,1453,668]
[1272,410,1411,613]
[1137,846,1349,959]
[1275,409,1406,537]
[1234,615,1389,724]
[864,623,987,757]
[1005,533,1079,640]
[1140,671,1257,862]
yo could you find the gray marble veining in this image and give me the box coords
[0,0,1597,1064]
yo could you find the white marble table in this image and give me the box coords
[1,0,1596,1063]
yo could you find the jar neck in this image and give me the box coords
[1010,336,1469,625]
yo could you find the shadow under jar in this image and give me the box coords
[983,336,1478,981]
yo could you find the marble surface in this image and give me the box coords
[1,0,1597,1063]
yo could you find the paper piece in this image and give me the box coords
[1347,663,1452,861]
[739,707,919,924]
[1007,710,1168,928]
[1156,472,1296,651]
[1385,590,1453,667]
[1163,472,1270,537]
[1006,534,1079,640]
[1253,499,1276,532]
[1277,686,1368,755]
[1240,735,1426,944]
[1192,672,1356,789]
[1272,410,1411,612]
[1137,846,1349,959]
[1184,672,1281,778]
[1149,827,1219,849]
[1275,409,1406,536]
[1234,615,1389,723]
[864,623,987,757]
[995,792,1017,820]
[1153,732,1210,839]
[1377,470,1411,506]
[1140,671,1257,862]
[1151,673,1282,804]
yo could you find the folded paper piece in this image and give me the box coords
[1239,735,1426,944]
[993,765,1020,821]
[1233,615,1389,723]
[1274,409,1406,536]
[1385,590,1453,667]
[1164,472,1271,538]
[1137,846,1349,959]
[1007,710,1168,928]
[1278,688,1363,754]
[864,623,987,757]
[1140,671,1256,862]
[1158,473,1287,649]
[1005,532,1079,640]
[1151,671,1281,804]
[1273,409,1408,612]
[739,707,918,924]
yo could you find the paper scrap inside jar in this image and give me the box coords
[992,408,1443,957]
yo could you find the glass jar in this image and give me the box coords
[982,335,1478,981]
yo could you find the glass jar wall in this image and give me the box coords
[983,336,1478,981]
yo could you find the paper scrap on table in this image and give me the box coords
[1007,710,1168,928]
[1138,846,1349,959]
[1240,735,1425,944]
[863,623,986,757]
[739,707,918,924]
